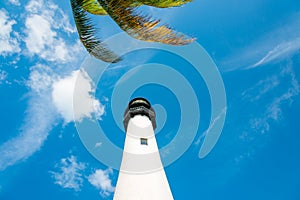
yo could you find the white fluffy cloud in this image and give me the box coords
[0,9,20,55]
[88,168,115,198]
[52,69,105,123]
[25,14,56,54]
[24,0,80,62]
[51,156,86,191]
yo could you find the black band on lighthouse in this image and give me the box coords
[123,97,157,131]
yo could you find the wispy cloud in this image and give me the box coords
[222,12,300,70]
[0,96,56,170]
[241,74,280,102]
[50,156,115,196]
[0,65,58,171]
[88,168,115,198]
[0,9,20,55]
[0,70,8,84]
[195,107,227,158]
[8,0,20,6]
[195,107,227,145]
[50,156,86,191]
[249,37,300,69]
[235,63,300,163]
[27,64,59,94]
[249,64,300,133]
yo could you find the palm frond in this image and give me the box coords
[97,0,194,45]
[136,0,192,8]
[81,0,108,15]
[71,0,121,62]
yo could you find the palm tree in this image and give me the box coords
[71,0,194,63]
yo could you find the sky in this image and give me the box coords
[0,0,300,199]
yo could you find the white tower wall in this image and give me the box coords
[113,115,174,200]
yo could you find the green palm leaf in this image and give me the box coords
[97,0,195,45]
[135,0,192,8]
[81,0,108,15]
[83,0,192,14]
[71,0,121,63]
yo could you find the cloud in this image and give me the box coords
[25,0,75,34]
[222,12,300,71]
[0,65,58,171]
[24,0,80,63]
[50,156,86,191]
[0,0,86,171]
[27,64,59,93]
[50,156,114,196]
[88,168,115,198]
[0,96,57,171]
[195,107,227,158]
[248,64,300,134]
[249,37,300,69]
[95,142,102,148]
[233,63,300,164]
[0,70,8,84]
[52,69,105,123]
[8,0,20,6]
[0,9,20,55]
[241,74,280,102]
[195,107,226,145]
[0,61,101,171]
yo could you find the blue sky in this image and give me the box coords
[1,0,300,199]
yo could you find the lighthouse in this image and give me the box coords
[113,98,174,200]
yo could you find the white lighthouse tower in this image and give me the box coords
[113,98,174,200]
